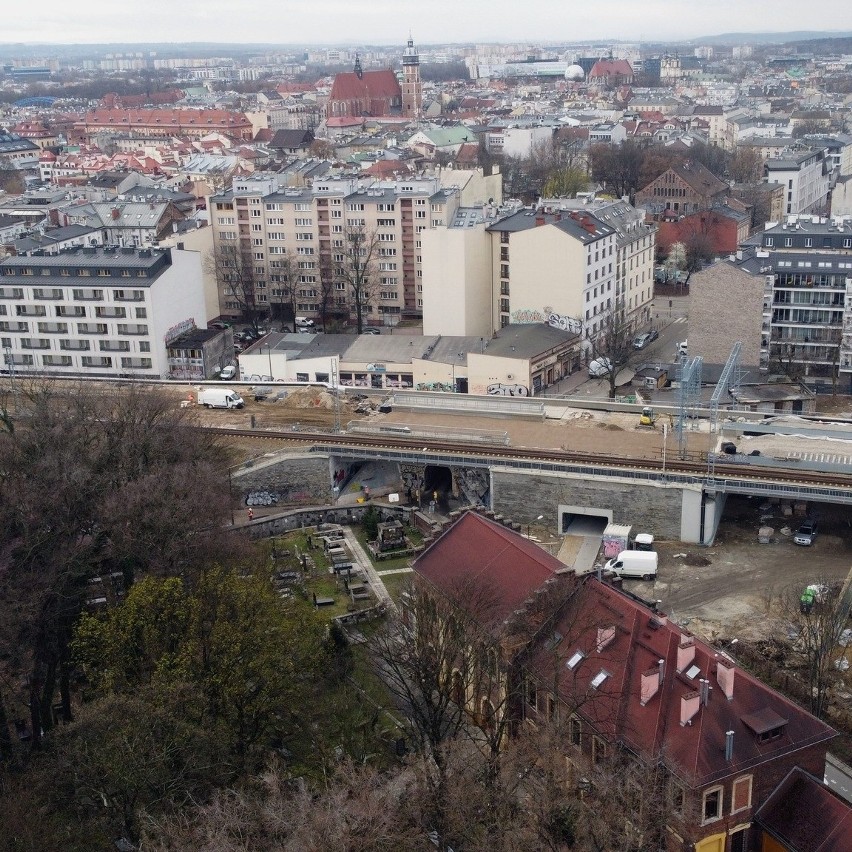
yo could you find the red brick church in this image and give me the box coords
[325,55,403,119]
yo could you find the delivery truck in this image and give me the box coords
[197,388,245,409]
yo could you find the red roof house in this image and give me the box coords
[412,510,839,852]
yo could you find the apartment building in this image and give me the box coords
[764,149,831,216]
[209,172,497,326]
[0,246,208,378]
[421,199,655,340]
[736,216,852,383]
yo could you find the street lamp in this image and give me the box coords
[527,514,544,539]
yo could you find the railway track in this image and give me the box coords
[206,426,852,491]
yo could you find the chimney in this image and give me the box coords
[640,666,661,705]
[640,658,666,706]
[725,730,735,761]
[699,678,711,706]
[596,626,616,652]
[676,636,696,672]
[535,216,545,226]
[716,660,735,701]
[680,691,700,726]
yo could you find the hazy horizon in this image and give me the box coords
[4,0,851,47]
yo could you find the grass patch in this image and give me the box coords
[378,571,412,605]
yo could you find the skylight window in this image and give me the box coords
[591,669,610,689]
[566,650,585,670]
[686,664,701,680]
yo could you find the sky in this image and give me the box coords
[3,0,851,45]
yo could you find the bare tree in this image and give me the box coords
[206,242,268,333]
[333,224,379,333]
[781,579,850,718]
[588,299,636,400]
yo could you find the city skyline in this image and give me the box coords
[3,0,851,47]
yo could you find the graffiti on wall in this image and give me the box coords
[509,305,583,337]
[487,382,529,397]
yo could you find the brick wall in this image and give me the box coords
[688,261,764,368]
[231,453,331,506]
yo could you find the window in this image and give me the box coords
[669,780,686,815]
[526,680,538,711]
[566,650,585,670]
[590,670,610,689]
[569,716,582,746]
[730,828,748,852]
[702,786,722,823]
[591,735,607,764]
[731,775,752,813]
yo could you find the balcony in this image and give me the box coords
[57,306,86,317]
[116,324,149,336]
[121,357,153,369]
[0,322,29,333]
[0,287,24,299]
[60,340,90,351]
[78,323,108,335]
[81,356,113,368]
[42,355,72,367]
[95,307,127,319]
[20,338,51,350]
[113,290,144,302]
[32,288,64,300]
[99,340,131,352]
[37,322,69,334]
[15,305,47,317]
[71,289,104,301]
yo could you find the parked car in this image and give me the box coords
[208,321,230,331]
[588,357,613,378]
[295,317,315,327]
[794,519,818,546]
[633,333,651,350]
[677,340,688,357]
[363,327,382,335]
[647,329,659,343]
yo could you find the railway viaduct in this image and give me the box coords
[228,434,852,545]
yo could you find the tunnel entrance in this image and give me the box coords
[559,505,612,535]
[424,465,453,508]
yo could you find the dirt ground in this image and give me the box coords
[622,494,852,642]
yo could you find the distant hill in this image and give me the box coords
[691,31,852,46]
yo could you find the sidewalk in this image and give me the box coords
[341,527,396,612]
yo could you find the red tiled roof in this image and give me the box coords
[531,578,834,787]
[329,69,401,105]
[413,512,563,627]
[589,59,634,79]
[78,108,252,130]
[363,159,414,178]
[756,767,852,852]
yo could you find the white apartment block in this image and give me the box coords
[421,200,655,340]
[208,170,499,326]
[0,246,208,378]
[764,149,831,216]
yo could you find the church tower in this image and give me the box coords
[401,35,422,120]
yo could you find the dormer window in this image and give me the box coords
[741,708,788,744]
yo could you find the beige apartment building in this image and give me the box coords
[208,169,501,327]
[421,197,656,341]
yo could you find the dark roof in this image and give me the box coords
[168,328,220,348]
[269,128,315,150]
[486,324,580,358]
[756,767,852,852]
[488,208,614,244]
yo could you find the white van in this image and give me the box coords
[604,550,658,580]
[588,357,613,378]
[197,388,245,409]
[295,317,315,327]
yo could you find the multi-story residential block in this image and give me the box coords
[208,169,500,327]
[764,149,831,216]
[421,199,655,340]
[0,245,210,378]
[735,216,852,383]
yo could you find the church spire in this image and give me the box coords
[354,53,363,79]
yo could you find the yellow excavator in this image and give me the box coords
[639,406,657,428]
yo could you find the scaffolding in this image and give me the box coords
[707,343,744,475]
[677,355,702,459]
